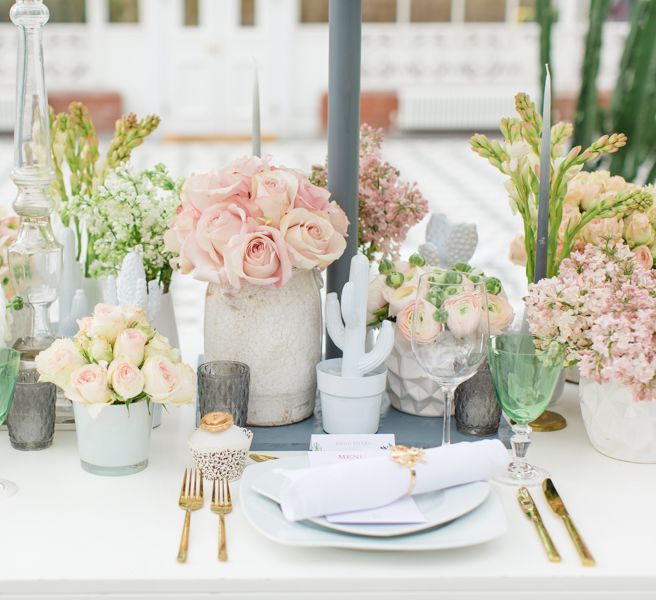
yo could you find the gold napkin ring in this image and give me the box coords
[389,445,425,495]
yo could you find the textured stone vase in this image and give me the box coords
[204,270,322,426]
[386,332,446,417]
[579,378,656,463]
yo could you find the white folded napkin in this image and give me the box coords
[277,440,509,521]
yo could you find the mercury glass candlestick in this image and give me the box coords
[7,0,62,360]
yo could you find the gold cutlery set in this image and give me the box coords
[177,468,233,563]
[518,479,595,566]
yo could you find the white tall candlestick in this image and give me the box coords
[252,59,261,157]
[535,64,551,282]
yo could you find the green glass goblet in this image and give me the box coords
[0,347,21,497]
[487,334,564,486]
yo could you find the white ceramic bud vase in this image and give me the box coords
[579,378,656,463]
[204,270,322,426]
[73,401,153,476]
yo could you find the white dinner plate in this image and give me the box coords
[252,464,490,538]
[240,455,507,552]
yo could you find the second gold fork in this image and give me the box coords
[211,478,233,562]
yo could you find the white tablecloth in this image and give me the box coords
[2,384,655,600]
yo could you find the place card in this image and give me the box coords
[308,434,395,467]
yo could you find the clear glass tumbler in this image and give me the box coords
[7,368,56,450]
[198,361,250,426]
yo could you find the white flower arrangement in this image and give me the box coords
[73,163,181,289]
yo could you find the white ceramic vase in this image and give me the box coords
[579,378,656,463]
[385,332,446,417]
[317,358,387,434]
[204,270,322,426]
[73,401,153,475]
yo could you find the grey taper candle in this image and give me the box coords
[326,0,361,358]
[534,65,551,282]
[252,59,261,157]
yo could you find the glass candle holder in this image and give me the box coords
[7,368,56,450]
[198,361,250,427]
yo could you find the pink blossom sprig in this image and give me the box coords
[526,241,656,401]
[311,124,428,261]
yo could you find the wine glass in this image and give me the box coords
[0,347,20,497]
[411,273,489,446]
[487,334,564,485]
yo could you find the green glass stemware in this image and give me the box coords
[487,334,564,485]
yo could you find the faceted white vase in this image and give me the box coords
[73,401,153,476]
[204,270,322,426]
[385,332,446,417]
[579,378,656,463]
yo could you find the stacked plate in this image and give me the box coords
[240,455,507,551]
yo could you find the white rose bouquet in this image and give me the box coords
[367,255,515,342]
[35,304,195,415]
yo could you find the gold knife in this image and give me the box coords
[543,478,595,567]
[517,487,561,562]
[249,453,279,463]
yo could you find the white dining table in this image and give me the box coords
[2,383,655,600]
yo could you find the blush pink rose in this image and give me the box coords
[633,245,654,270]
[88,304,128,344]
[443,291,482,338]
[223,225,292,289]
[35,338,86,388]
[195,204,247,262]
[181,172,246,213]
[579,216,623,246]
[326,201,349,236]
[252,169,299,226]
[66,363,111,405]
[295,178,331,212]
[164,204,198,255]
[113,328,148,366]
[108,359,145,400]
[397,299,442,343]
[227,155,269,178]
[279,208,346,269]
[142,356,178,402]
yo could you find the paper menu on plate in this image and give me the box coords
[307,434,427,524]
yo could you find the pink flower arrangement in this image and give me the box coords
[525,241,656,401]
[35,304,196,414]
[165,156,348,290]
[311,124,428,261]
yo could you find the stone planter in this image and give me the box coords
[204,270,322,426]
[579,378,656,463]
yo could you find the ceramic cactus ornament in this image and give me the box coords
[326,253,394,378]
[105,251,162,321]
[419,213,478,268]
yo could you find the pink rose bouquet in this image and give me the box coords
[36,304,196,414]
[368,256,514,343]
[525,241,656,401]
[165,156,348,291]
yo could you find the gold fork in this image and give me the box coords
[177,468,204,563]
[211,478,233,561]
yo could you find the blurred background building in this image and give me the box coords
[0,0,636,137]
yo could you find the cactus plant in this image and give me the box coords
[572,0,611,152]
[325,253,394,378]
[607,0,656,182]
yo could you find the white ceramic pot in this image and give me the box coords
[385,332,445,417]
[317,358,387,434]
[204,270,322,426]
[579,378,656,463]
[150,291,178,428]
[151,290,179,349]
[73,401,153,475]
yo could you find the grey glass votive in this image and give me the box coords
[7,369,56,450]
[455,361,502,436]
[198,361,250,426]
